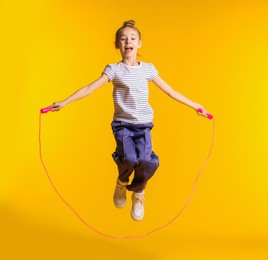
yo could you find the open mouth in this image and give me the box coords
[125,47,133,54]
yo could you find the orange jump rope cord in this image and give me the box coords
[39,113,215,239]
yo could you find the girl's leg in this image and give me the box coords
[129,126,159,221]
[112,121,138,209]
[111,122,137,183]
[128,152,159,192]
[127,125,159,192]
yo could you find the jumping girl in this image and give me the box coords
[49,20,210,221]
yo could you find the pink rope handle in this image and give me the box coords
[39,112,215,239]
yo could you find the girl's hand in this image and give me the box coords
[48,101,67,112]
[196,105,210,119]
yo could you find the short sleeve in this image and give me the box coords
[147,63,158,81]
[102,64,116,82]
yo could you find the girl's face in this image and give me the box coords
[116,27,142,59]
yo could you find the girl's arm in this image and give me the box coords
[152,75,209,117]
[50,74,109,111]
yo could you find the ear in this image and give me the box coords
[138,40,142,49]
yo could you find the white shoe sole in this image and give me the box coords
[131,210,144,221]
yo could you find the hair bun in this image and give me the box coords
[123,20,135,27]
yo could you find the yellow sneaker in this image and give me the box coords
[113,179,128,208]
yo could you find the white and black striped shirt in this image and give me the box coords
[103,62,158,124]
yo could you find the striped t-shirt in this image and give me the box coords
[103,61,158,124]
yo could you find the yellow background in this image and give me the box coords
[1,0,268,259]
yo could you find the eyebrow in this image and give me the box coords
[120,33,137,37]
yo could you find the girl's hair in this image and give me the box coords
[115,20,141,49]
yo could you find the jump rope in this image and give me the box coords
[39,107,214,239]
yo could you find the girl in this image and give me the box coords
[49,20,210,221]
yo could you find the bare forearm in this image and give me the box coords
[154,76,199,109]
[153,75,211,117]
[168,89,199,110]
[63,85,93,105]
[50,74,108,111]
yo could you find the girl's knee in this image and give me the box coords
[141,152,159,169]
[124,153,137,166]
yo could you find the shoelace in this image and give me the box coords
[115,184,126,193]
[132,194,145,206]
[114,185,126,203]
